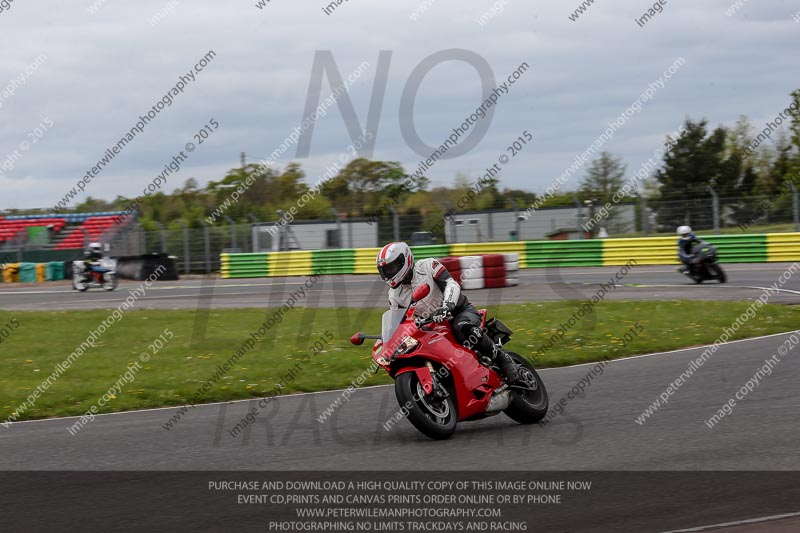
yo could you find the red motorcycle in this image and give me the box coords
[350,284,548,440]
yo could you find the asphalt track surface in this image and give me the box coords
[2,331,799,532]
[3,330,799,470]
[1,263,799,531]
[1,263,799,311]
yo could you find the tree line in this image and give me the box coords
[11,90,798,239]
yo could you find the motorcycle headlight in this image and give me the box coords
[391,336,420,358]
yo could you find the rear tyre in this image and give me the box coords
[503,351,548,424]
[73,274,88,292]
[394,371,457,440]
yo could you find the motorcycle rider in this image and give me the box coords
[676,226,702,274]
[376,241,520,384]
[83,242,104,281]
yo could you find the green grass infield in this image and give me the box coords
[1,300,797,421]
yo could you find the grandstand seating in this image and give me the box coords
[0,216,66,244]
[0,212,129,249]
[55,214,127,249]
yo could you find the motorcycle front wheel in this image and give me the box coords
[504,351,549,424]
[394,371,457,440]
[710,263,726,283]
[103,273,117,291]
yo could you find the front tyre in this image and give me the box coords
[103,272,117,291]
[394,371,457,440]
[504,351,548,424]
[711,263,726,283]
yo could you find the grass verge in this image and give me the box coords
[1,300,797,421]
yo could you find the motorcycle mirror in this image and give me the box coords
[411,284,430,303]
[350,332,366,346]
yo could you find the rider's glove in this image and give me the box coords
[431,304,453,323]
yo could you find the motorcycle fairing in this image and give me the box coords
[377,315,504,420]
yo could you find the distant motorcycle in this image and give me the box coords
[73,259,117,291]
[682,240,726,284]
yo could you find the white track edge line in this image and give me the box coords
[660,510,800,532]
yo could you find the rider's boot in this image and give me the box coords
[470,327,520,384]
[494,349,521,385]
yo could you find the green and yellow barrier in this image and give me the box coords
[220,233,800,278]
[268,250,313,277]
[354,247,381,274]
[312,249,355,275]
[767,232,800,262]
[220,253,268,279]
[526,240,603,268]
[601,234,768,266]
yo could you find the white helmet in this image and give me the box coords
[88,242,103,254]
[677,226,692,240]
[376,242,413,288]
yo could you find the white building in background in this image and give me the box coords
[251,204,637,251]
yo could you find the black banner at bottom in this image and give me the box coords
[1,471,799,533]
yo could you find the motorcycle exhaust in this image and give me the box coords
[484,389,511,414]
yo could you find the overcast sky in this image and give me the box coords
[0,0,798,210]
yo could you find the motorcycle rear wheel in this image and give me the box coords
[504,351,548,424]
[394,371,457,440]
[73,274,88,292]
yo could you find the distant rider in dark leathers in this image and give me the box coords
[676,226,702,274]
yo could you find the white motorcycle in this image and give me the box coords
[72,258,118,292]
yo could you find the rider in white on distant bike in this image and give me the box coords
[83,242,104,282]
[376,241,520,384]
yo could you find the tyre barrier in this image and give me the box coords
[458,255,484,290]
[483,254,507,289]
[1,261,69,283]
[437,253,517,290]
[1,255,183,284]
[438,256,462,284]
[115,253,179,281]
[503,252,519,286]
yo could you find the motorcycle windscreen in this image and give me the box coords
[381,309,405,342]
